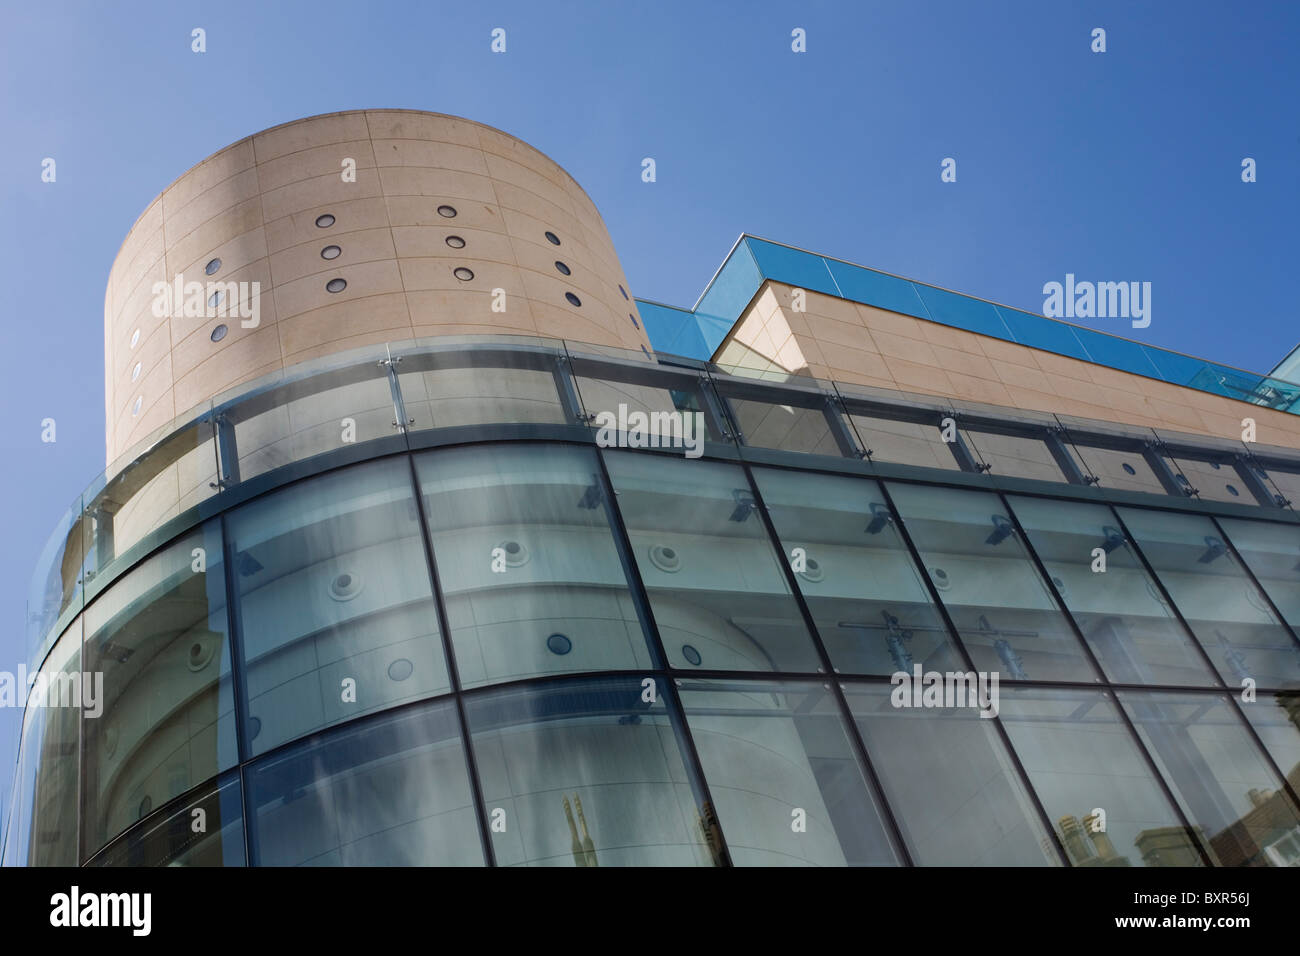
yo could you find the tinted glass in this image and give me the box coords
[417,444,653,687]
[90,774,244,867]
[679,679,900,866]
[886,483,1098,683]
[603,452,824,673]
[229,457,449,755]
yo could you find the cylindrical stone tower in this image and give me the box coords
[104,109,648,461]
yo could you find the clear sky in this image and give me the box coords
[1,0,1296,830]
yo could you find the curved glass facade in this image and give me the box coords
[7,336,1300,867]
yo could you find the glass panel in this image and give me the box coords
[416,444,653,688]
[464,677,717,866]
[886,483,1099,683]
[728,397,842,456]
[91,409,219,566]
[90,774,244,867]
[843,682,1057,866]
[1008,497,1218,687]
[825,260,930,319]
[962,428,1064,483]
[27,496,85,671]
[695,239,763,348]
[1162,453,1250,505]
[1217,517,1300,627]
[744,238,838,297]
[1257,464,1300,510]
[24,619,82,866]
[229,457,449,756]
[1118,691,1300,867]
[850,415,961,469]
[910,285,1010,338]
[573,367,717,448]
[82,523,237,856]
[1236,692,1300,793]
[225,361,396,481]
[1069,328,1160,378]
[995,306,1092,361]
[679,679,899,866]
[1060,433,1168,495]
[247,699,482,866]
[401,358,566,431]
[1118,508,1300,690]
[997,687,1203,867]
[3,704,42,866]
[603,452,824,673]
[751,468,959,675]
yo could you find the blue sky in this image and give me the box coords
[1,0,1296,829]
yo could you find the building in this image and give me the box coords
[4,109,1300,867]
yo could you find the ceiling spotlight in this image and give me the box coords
[1197,536,1227,564]
[1101,525,1126,554]
[985,514,1015,546]
[864,502,892,535]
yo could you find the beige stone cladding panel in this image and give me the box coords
[735,280,1300,451]
[104,111,651,461]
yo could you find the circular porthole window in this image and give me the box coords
[798,557,824,583]
[494,540,530,568]
[629,313,640,329]
[1122,463,1137,475]
[315,213,335,228]
[544,231,560,245]
[619,285,629,300]
[210,324,228,342]
[131,396,143,416]
[445,235,466,249]
[648,544,681,573]
[138,796,153,819]
[388,658,414,682]
[205,257,221,275]
[207,290,224,309]
[931,567,952,590]
[130,328,140,348]
[1226,484,1240,497]
[546,633,572,656]
[131,362,142,381]
[188,638,216,672]
[248,716,262,741]
[326,278,347,293]
[554,260,571,276]
[565,292,582,307]
[453,267,474,281]
[437,205,457,218]
[329,571,364,601]
[681,645,703,667]
[321,245,342,260]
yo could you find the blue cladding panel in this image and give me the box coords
[826,260,931,320]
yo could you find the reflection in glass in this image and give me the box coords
[230,457,449,755]
[1008,497,1219,686]
[247,700,482,865]
[844,682,1056,866]
[465,677,718,866]
[402,360,566,430]
[679,680,899,866]
[417,444,653,688]
[1217,517,1300,629]
[886,483,1098,683]
[1119,508,1300,689]
[963,429,1064,483]
[603,452,823,672]
[90,774,244,866]
[22,620,82,865]
[82,524,237,856]
[728,398,842,456]
[752,468,960,675]
[997,687,1202,867]
[1118,691,1300,867]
